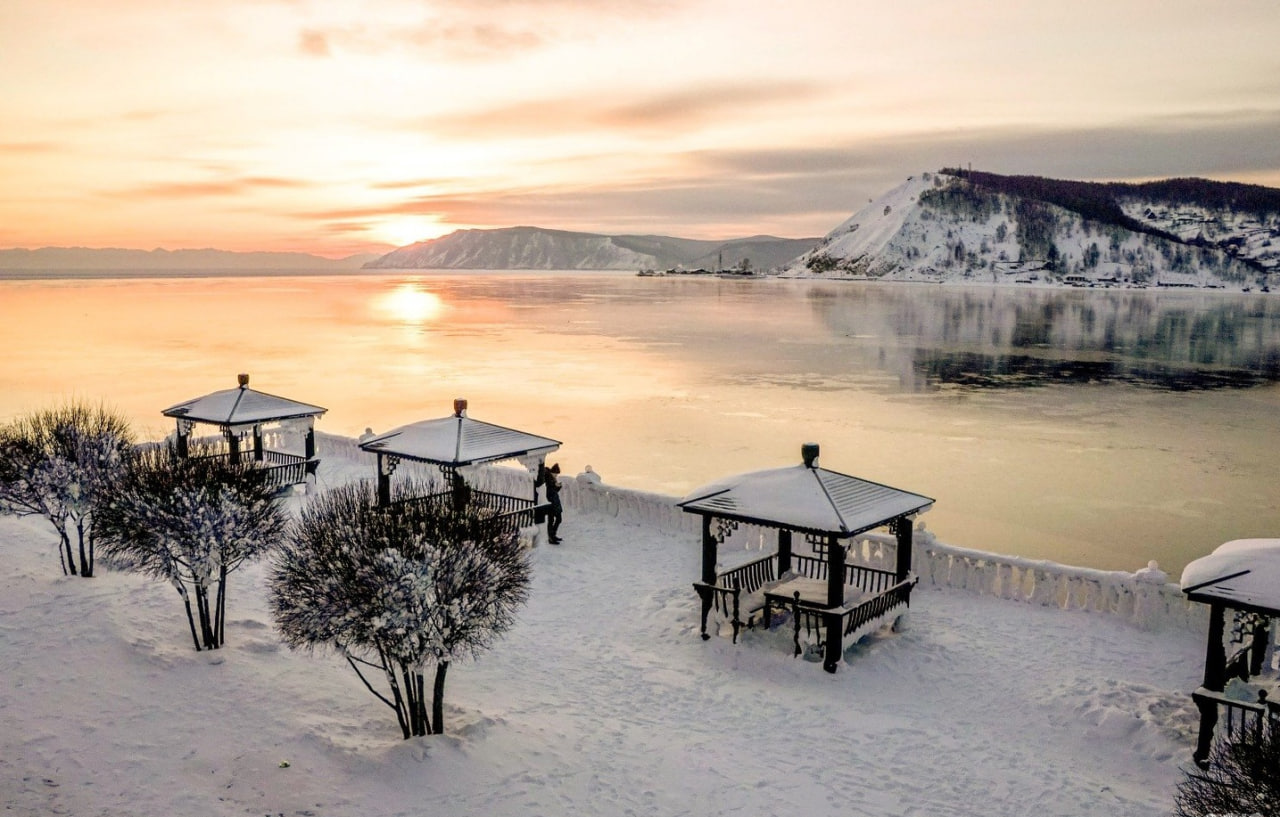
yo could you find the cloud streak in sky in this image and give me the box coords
[295,109,1280,242]
[1,0,1278,253]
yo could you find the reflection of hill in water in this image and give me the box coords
[809,286,1280,390]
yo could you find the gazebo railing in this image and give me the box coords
[697,551,914,656]
[784,578,918,657]
[692,579,746,643]
[791,553,900,594]
[395,489,541,532]
[1192,686,1280,766]
[260,451,313,486]
[840,578,916,637]
[717,553,777,596]
[187,449,314,487]
[693,554,777,642]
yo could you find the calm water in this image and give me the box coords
[5,270,1280,574]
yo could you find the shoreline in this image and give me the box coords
[0,266,1272,295]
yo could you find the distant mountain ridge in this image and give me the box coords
[782,170,1280,291]
[0,246,378,270]
[363,226,820,272]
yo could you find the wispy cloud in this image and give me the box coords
[419,80,827,139]
[116,176,312,201]
[0,141,63,154]
[295,17,546,62]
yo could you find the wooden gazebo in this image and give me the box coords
[1181,538,1280,767]
[358,399,561,530]
[679,443,934,673]
[162,373,326,488]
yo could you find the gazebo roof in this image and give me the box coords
[358,401,561,468]
[1180,538,1280,614]
[678,447,933,538]
[162,374,326,426]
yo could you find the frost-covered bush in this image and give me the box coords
[1176,727,1280,817]
[0,401,134,577]
[95,441,288,650]
[269,480,530,739]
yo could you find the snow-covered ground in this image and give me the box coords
[1,443,1207,817]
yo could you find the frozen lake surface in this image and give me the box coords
[4,269,1280,573]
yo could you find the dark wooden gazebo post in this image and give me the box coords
[1193,602,1228,766]
[701,516,718,586]
[174,419,191,458]
[226,426,241,465]
[252,424,264,462]
[895,517,913,583]
[824,533,845,673]
[304,421,316,461]
[376,453,396,507]
[697,515,718,640]
[777,529,792,575]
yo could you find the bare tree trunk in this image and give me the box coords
[60,528,77,576]
[56,529,70,576]
[84,522,94,578]
[194,584,217,650]
[431,660,449,736]
[76,518,92,578]
[401,663,428,737]
[216,564,227,646]
[377,646,411,739]
[177,585,201,651]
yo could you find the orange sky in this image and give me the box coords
[3,0,1279,257]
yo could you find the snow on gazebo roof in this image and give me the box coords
[358,399,561,468]
[1180,538,1280,614]
[161,374,326,426]
[678,444,934,537]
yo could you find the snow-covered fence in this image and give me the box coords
[557,470,1206,634]
[893,528,1202,633]
[558,472,701,537]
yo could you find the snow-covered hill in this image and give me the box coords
[363,226,818,272]
[782,171,1280,291]
[0,246,378,271]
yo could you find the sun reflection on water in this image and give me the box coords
[375,282,446,325]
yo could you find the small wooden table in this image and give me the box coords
[761,577,856,628]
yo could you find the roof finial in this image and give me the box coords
[237,373,250,389]
[453,398,467,417]
[801,442,819,468]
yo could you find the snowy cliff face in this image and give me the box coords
[782,172,1279,291]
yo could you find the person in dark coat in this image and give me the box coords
[537,462,563,543]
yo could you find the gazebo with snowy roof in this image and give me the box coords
[1180,538,1280,767]
[358,399,561,530]
[679,443,933,673]
[162,373,326,488]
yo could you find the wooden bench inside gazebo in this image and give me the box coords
[1180,538,1280,768]
[679,443,934,673]
[358,399,561,534]
[162,373,326,489]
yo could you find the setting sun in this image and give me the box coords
[375,216,451,249]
